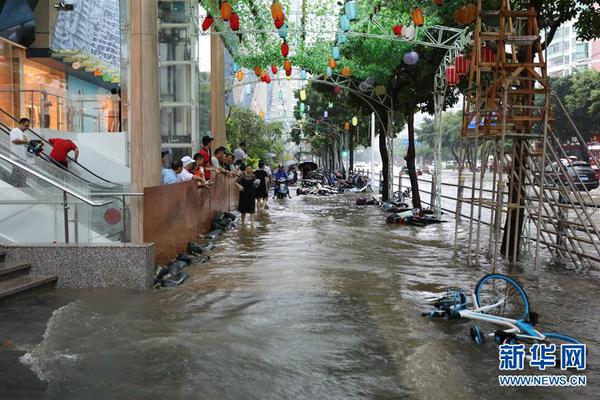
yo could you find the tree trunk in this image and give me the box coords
[405,111,422,209]
[378,122,390,202]
[349,127,354,171]
[501,140,526,259]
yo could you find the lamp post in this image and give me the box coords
[351,116,358,172]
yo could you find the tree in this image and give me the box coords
[226,106,284,165]
[416,111,463,164]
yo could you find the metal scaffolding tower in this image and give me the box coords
[455,0,600,269]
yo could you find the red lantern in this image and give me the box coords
[271,64,278,74]
[481,46,496,63]
[285,68,292,77]
[220,1,232,21]
[229,13,240,31]
[260,71,268,82]
[455,54,470,75]
[281,42,289,57]
[333,86,342,94]
[201,15,214,31]
[445,65,459,86]
[283,59,292,71]
[393,25,403,36]
[329,57,337,69]
[434,0,444,6]
[264,74,272,84]
[274,14,285,29]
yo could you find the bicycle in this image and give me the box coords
[393,187,411,203]
[421,274,582,348]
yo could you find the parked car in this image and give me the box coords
[545,161,599,191]
[402,166,423,176]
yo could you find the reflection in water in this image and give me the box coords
[1,195,598,399]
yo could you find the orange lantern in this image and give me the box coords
[341,67,352,77]
[281,42,289,57]
[453,4,477,25]
[254,66,262,77]
[94,69,102,77]
[236,70,244,81]
[220,1,232,21]
[412,7,424,27]
[455,54,470,75]
[445,65,459,86]
[271,1,283,21]
[283,59,292,71]
[329,57,337,69]
[344,122,350,131]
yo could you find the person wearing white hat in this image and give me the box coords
[177,156,196,182]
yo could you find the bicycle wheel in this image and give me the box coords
[475,274,530,320]
[543,332,582,344]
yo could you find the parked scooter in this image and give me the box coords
[274,177,291,200]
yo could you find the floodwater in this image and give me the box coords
[1,195,599,399]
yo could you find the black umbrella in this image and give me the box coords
[298,161,318,171]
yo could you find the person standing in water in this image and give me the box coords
[254,160,269,212]
[236,164,257,228]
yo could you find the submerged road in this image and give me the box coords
[1,195,599,399]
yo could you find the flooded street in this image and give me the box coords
[1,195,599,399]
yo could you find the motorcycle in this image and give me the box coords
[274,177,290,200]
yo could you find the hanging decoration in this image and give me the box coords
[403,50,419,65]
[275,14,285,29]
[341,67,352,77]
[71,62,81,70]
[393,25,403,36]
[259,111,266,119]
[329,57,337,69]
[202,15,214,31]
[278,24,288,39]
[401,25,416,40]
[331,46,341,60]
[434,0,444,6]
[481,46,496,63]
[445,65,459,86]
[411,7,424,27]
[232,62,239,73]
[260,70,268,82]
[300,89,307,101]
[236,70,244,81]
[333,86,342,94]
[271,64,278,74]
[455,54,470,75]
[264,74,272,84]
[281,42,289,57]
[285,68,292,77]
[337,32,347,44]
[328,102,334,108]
[453,4,477,25]
[94,69,102,77]
[284,59,292,71]
[254,66,262,77]
[245,85,252,95]
[220,1,232,21]
[324,110,329,119]
[229,13,240,31]
[271,1,283,21]
[300,69,307,80]
[339,15,351,32]
[352,117,358,126]
[344,1,358,20]
[300,103,305,113]
[325,66,333,78]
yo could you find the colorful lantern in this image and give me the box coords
[341,67,352,77]
[328,102,334,108]
[254,66,262,77]
[94,69,102,77]
[300,89,307,101]
[71,61,81,70]
[285,68,292,77]
[237,70,244,81]
[329,57,337,69]
[284,59,292,71]
[264,74,272,84]
[275,14,285,29]
[481,46,496,63]
[300,69,307,80]
[445,65,459,86]
[271,64,278,75]
[401,25,416,40]
[393,25,403,36]
[453,4,477,25]
[403,50,419,65]
[220,1,232,21]
[271,1,283,21]
[278,24,288,39]
[202,15,214,31]
[337,32,347,44]
[260,71,268,82]
[259,110,266,119]
[324,110,329,119]
[281,42,289,57]
[352,116,358,126]
[334,86,342,94]
[232,62,239,72]
[300,103,305,113]
[331,46,341,60]
[434,0,444,6]
[229,13,240,31]
[374,85,386,96]
[344,122,351,131]
[345,1,358,20]
[339,15,351,32]
[412,7,424,27]
[455,54,470,75]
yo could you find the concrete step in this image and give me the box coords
[0,275,58,302]
[0,262,31,282]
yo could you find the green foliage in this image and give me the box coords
[416,111,463,162]
[551,70,600,142]
[225,106,285,164]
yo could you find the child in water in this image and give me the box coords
[236,164,257,228]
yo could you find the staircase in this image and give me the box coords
[0,251,57,302]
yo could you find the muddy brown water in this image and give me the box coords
[0,194,598,399]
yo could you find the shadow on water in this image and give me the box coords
[0,194,598,399]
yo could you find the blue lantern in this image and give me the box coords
[278,24,287,39]
[300,103,305,113]
[245,85,252,95]
[232,62,239,73]
[324,110,328,119]
[403,51,419,65]
[337,32,347,44]
[344,1,357,21]
[331,46,341,60]
[339,15,350,32]
[300,69,307,80]
[326,66,333,77]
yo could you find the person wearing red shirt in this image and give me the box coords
[198,135,214,180]
[48,138,79,169]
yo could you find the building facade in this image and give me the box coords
[546,19,600,77]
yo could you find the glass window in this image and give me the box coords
[159,64,192,103]
[160,106,191,143]
[158,1,189,23]
[158,28,191,61]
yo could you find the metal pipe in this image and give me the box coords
[63,191,70,243]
